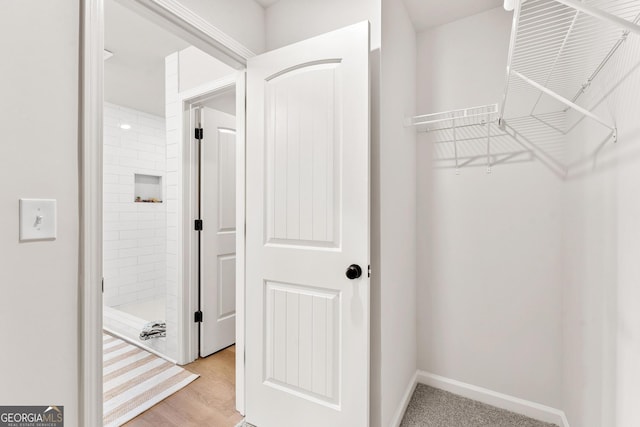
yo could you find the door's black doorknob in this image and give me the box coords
[346,264,362,280]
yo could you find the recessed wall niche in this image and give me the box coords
[134,174,163,203]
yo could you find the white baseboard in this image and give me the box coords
[416,371,570,427]
[390,372,419,427]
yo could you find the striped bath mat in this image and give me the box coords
[103,333,199,426]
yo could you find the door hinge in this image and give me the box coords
[194,311,203,323]
[368,265,371,278]
[195,127,203,140]
[194,219,203,231]
[102,278,104,293]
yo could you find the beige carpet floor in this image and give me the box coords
[401,384,558,427]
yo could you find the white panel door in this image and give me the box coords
[246,22,370,427]
[201,107,237,357]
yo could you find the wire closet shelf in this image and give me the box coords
[406,104,498,132]
[407,104,499,174]
[499,0,640,141]
[407,0,640,172]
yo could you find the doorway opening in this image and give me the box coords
[84,3,371,427]
[99,0,245,425]
[192,89,238,360]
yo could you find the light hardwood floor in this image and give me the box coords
[123,346,243,427]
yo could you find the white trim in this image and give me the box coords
[416,371,569,426]
[176,75,237,366]
[114,0,255,68]
[80,0,104,426]
[234,70,247,416]
[174,73,246,415]
[390,372,418,427]
[179,76,237,103]
[103,326,177,364]
[81,2,252,425]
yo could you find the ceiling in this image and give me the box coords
[403,0,504,32]
[253,0,280,7]
[104,0,189,116]
[104,0,504,116]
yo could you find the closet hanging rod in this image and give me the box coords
[567,11,640,106]
[512,70,616,131]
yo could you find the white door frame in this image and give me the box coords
[80,1,252,425]
[176,76,246,413]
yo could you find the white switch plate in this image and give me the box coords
[19,199,57,241]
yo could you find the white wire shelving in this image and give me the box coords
[499,0,640,141]
[407,0,640,173]
[406,104,500,174]
[405,104,498,132]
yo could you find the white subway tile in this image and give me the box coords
[118,274,138,286]
[119,194,135,204]
[118,239,138,249]
[138,237,163,247]
[138,268,164,281]
[104,102,170,325]
[103,173,119,184]
[103,212,119,223]
[119,212,138,222]
[118,257,138,268]
[116,147,138,159]
[103,231,119,242]
[120,229,153,240]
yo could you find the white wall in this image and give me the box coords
[416,7,564,409]
[164,52,181,361]
[562,32,640,427]
[265,0,381,50]
[378,0,417,426]
[0,1,79,425]
[103,103,167,309]
[178,46,236,92]
[176,0,266,54]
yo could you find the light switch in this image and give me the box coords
[19,199,57,241]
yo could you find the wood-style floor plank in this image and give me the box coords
[123,346,243,427]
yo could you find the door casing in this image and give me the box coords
[177,76,246,383]
[80,1,252,424]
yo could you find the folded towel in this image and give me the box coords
[140,320,166,341]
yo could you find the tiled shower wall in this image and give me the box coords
[103,103,167,308]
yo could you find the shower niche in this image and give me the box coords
[134,173,163,203]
